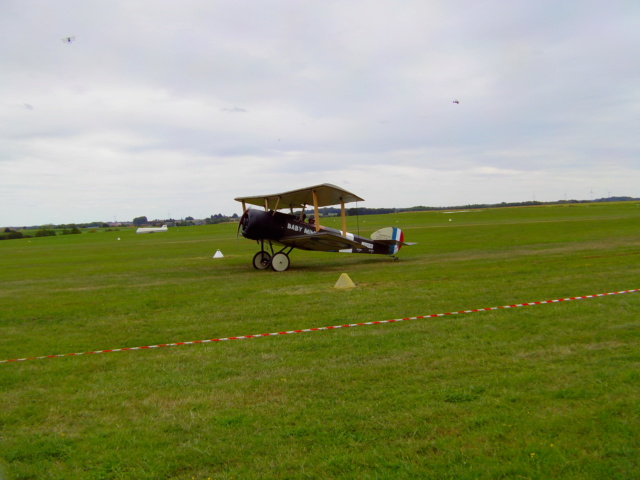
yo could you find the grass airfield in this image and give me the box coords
[1,202,639,479]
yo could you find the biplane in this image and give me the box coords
[235,184,415,271]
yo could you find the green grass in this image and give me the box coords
[1,202,639,479]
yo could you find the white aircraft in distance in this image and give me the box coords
[136,225,168,234]
[235,183,416,271]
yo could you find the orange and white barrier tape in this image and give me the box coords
[1,288,637,364]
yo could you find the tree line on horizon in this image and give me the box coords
[326,196,640,217]
[2,196,637,240]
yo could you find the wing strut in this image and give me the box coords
[340,199,347,236]
[312,189,320,232]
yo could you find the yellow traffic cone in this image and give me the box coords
[334,273,356,289]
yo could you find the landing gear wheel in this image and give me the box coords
[271,252,290,272]
[252,251,271,270]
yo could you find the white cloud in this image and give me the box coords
[1,0,639,226]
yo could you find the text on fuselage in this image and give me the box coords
[287,223,316,235]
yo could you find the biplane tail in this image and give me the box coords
[371,227,416,255]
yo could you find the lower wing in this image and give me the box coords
[281,232,365,252]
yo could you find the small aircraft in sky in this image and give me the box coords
[235,183,415,271]
[61,36,76,44]
[453,99,460,104]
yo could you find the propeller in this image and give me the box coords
[236,209,249,244]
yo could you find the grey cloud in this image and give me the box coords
[1,0,639,225]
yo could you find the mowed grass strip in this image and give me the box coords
[1,202,639,479]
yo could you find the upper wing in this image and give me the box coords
[235,183,364,210]
[280,231,365,252]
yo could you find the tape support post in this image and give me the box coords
[2,288,638,364]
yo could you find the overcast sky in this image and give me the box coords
[2,0,639,226]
